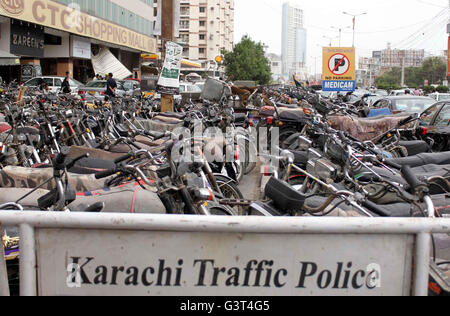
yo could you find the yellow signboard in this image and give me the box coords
[322,47,356,91]
[0,0,157,53]
[322,47,355,80]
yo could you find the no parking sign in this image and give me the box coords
[322,47,356,92]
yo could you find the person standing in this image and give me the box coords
[106,73,117,100]
[61,72,72,94]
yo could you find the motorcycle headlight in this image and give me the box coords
[308,148,322,160]
[314,159,338,182]
[298,136,312,151]
[306,160,316,175]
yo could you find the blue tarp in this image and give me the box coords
[368,108,393,118]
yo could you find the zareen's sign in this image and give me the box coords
[10,19,44,57]
[0,0,156,53]
[35,228,414,296]
[322,47,356,92]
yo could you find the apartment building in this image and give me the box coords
[154,0,234,73]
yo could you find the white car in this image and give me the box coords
[428,93,450,102]
[154,83,202,101]
[23,76,83,95]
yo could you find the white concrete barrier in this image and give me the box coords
[0,212,449,296]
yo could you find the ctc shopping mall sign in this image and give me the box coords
[322,47,356,92]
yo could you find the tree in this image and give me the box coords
[421,57,447,85]
[376,57,447,88]
[222,36,272,85]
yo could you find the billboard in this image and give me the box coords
[322,47,356,92]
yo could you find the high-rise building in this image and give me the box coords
[154,0,234,73]
[0,0,157,83]
[281,2,307,79]
[266,53,282,82]
[380,47,425,69]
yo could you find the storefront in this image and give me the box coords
[0,0,157,83]
[0,50,20,83]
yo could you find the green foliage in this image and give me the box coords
[423,86,435,94]
[436,85,449,93]
[376,56,447,89]
[222,36,272,85]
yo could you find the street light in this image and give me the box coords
[309,55,318,82]
[343,11,367,47]
[330,26,351,47]
[322,35,338,47]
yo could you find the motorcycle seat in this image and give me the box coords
[156,112,187,120]
[277,108,306,123]
[277,103,298,109]
[259,106,276,117]
[398,140,431,156]
[0,122,11,134]
[152,115,183,124]
[386,152,450,168]
[265,177,307,212]
[16,126,39,135]
[327,115,417,141]
[0,166,111,192]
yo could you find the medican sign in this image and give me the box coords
[322,47,356,92]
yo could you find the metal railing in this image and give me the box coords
[0,211,449,296]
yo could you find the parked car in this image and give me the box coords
[78,80,140,101]
[428,93,450,102]
[389,89,408,96]
[194,81,206,93]
[419,102,450,151]
[372,96,436,115]
[154,82,202,103]
[23,76,83,94]
[372,89,389,96]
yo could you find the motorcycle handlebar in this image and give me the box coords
[114,153,133,164]
[95,168,118,180]
[401,165,425,191]
[361,200,390,217]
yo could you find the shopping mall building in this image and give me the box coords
[0,0,157,83]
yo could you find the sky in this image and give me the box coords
[234,0,449,74]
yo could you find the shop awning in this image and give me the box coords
[91,48,132,80]
[141,53,160,60]
[181,59,202,68]
[0,50,20,66]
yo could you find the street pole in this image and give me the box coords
[401,52,406,87]
[343,12,367,48]
[161,0,175,112]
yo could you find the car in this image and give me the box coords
[360,94,383,106]
[78,80,141,101]
[372,96,436,115]
[179,82,202,94]
[194,82,206,93]
[428,93,450,102]
[154,82,202,103]
[23,76,83,94]
[419,102,450,151]
[389,89,408,96]
[373,89,388,96]
[121,80,141,97]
